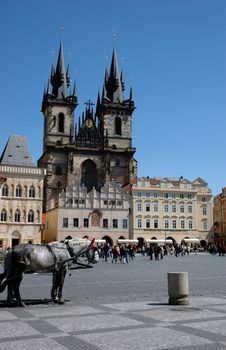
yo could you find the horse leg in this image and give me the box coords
[13,275,26,307]
[57,270,67,305]
[51,272,59,303]
[7,281,16,306]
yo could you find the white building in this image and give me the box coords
[132,177,213,245]
[45,180,132,245]
[0,135,45,248]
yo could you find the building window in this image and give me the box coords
[28,210,34,223]
[63,218,68,228]
[154,192,158,198]
[103,219,108,228]
[122,219,128,229]
[146,203,150,212]
[58,113,65,133]
[15,209,20,222]
[164,219,169,229]
[154,219,158,228]
[2,185,8,197]
[73,218,79,227]
[137,218,142,228]
[188,194,192,199]
[146,218,150,228]
[137,192,142,198]
[104,200,108,206]
[110,200,116,206]
[202,197,206,202]
[117,201,122,206]
[188,220,193,229]
[113,219,118,228]
[181,220,185,229]
[188,205,192,213]
[84,218,89,227]
[55,165,62,175]
[203,207,207,215]
[172,204,176,213]
[172,193,176,199]
[203,221,208,230]
[15,185,22,197]
[154,203,158,212]
[180,205,184,213]
[137,203,142,211]
[180,193,184,199]
[172,220,177,229]
[164,193,169,199]
[164,204,169,212]
[0,240,2,248]
[1,209,7,222]
[115,116,122,135]
[146,192,150,198]
[29,186,35,198]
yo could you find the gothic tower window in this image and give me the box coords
[29,186,35,198]
[1,209,7,222]
[15,209,20,222]
[58,113,65,133]
[115,117,122,135]
[2,184,8,197]
[81,159,98,193]
[55,165,62,175]
[15,185,22,197]
[28,210,34,223]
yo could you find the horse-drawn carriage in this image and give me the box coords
[0,238,97,306]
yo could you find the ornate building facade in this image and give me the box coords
[0,135,45,248]
[132,176,213,245]
[44,180,131,245]
[38,44,137,213]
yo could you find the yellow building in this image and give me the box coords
[132,177,213,246]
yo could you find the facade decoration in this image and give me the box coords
[44,180,131,245]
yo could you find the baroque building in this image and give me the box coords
[38,43,137,213]
[0,135,45,248]
[132,176,213,245]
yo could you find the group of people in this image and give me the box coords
[97,243,135,263]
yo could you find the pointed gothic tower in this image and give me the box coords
[96,48,137,184]
[38,43,78,212]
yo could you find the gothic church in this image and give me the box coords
[38,43,137,212]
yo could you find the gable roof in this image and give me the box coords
[0,135,35,167]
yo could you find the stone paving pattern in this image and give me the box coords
[0,254,226,349]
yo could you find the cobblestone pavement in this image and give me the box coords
[0,253,226,349]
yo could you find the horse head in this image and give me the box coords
[66,238,98,264]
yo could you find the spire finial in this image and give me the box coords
[60,25,64,45]
[112,29,116,48]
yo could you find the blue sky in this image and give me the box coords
[1,0,225,196]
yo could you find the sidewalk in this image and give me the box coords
[0,296,226,349]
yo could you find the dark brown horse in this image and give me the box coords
[0,238,97,306]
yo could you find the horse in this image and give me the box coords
[0,238,97,307]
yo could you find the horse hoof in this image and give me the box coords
[58,299,64,305]
[52,298,59,304]
[19,301,26,307]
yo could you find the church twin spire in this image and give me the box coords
[43,43,77,104]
